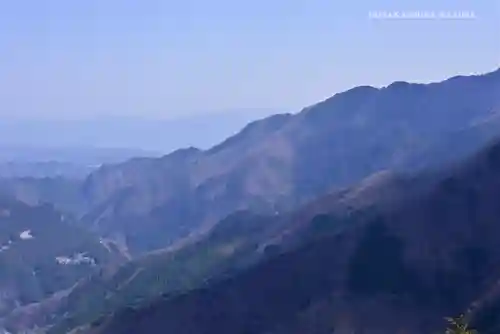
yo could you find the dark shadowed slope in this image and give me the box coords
[89,138,500,334]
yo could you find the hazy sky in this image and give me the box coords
[0,0,498,119]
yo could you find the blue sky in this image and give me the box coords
[0,0,498,119]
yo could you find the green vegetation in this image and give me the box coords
[46,211,272,334]
[446,315,478,334]
[0,198,122,321]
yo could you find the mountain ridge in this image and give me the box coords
[78,68,500,254]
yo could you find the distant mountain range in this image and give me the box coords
[0,109,280,153]
[0,161,95,179]
[0,146,161,180]
[0,146,159,166]
[1,69,500,334]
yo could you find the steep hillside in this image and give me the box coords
[2,171,417,334]
[79,69,500,254]
[88,139,500,334]
[0,199,125,332]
